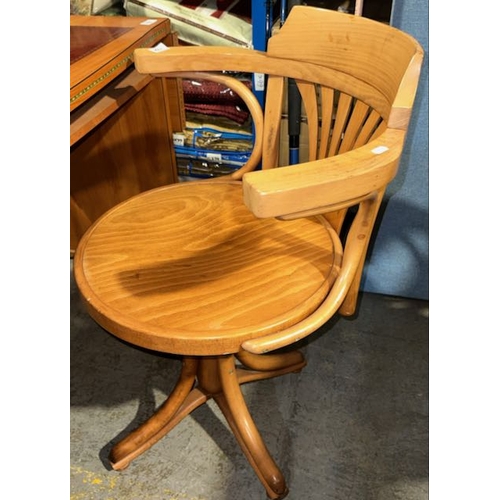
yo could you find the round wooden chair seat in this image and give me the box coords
[74,181,341,356]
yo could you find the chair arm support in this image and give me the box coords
[240,253,354,354]
[241,193,381,354]
[154,71,264,179]
[242,129,405,219]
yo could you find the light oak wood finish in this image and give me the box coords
[74,7,423,499]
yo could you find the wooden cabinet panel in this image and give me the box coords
[70,16,182,253]
[71,77,178,250]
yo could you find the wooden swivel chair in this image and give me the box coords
[73,7,423,499]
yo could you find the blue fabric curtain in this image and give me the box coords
[360,0,429,300]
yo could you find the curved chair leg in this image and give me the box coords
[216,355,289,500]
[109,351,306,498]
[110,357,201,470]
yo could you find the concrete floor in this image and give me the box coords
[70,260,429,500]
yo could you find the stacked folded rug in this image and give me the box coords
[175,76,255,180]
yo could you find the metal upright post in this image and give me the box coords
[287,0,301,165]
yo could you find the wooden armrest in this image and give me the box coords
[242,129,406,219]
[134,46,270,76]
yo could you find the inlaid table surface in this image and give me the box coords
[70,15,169,112]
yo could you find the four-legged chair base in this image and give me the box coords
[109,349,307,500]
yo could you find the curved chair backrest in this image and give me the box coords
[262,6,423,165]
[133,6,424,325]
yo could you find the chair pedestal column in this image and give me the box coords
[109,350,306,500]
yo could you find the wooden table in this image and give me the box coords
[70,15,184,253]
